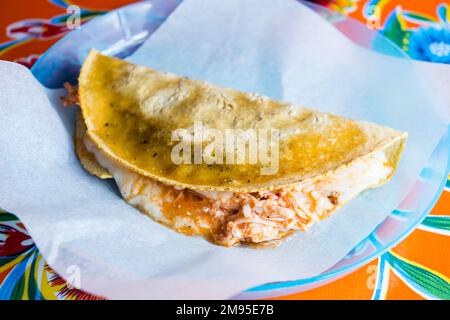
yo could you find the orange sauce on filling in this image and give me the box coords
[159,187,217,238]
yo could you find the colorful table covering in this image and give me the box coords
[1,0,449,300]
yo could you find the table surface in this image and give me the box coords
[1,0,449,300]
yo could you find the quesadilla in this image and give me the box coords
[68,49,407,247]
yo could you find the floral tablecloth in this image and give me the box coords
[1,0,449,300]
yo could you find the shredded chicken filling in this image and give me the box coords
[84,133,393,246]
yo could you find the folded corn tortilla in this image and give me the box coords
[71,49,407,247]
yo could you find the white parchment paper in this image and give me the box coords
[0,0,448,299]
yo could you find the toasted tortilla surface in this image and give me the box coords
[79,49,407,192]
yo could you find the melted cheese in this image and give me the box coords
[84,135,393,246]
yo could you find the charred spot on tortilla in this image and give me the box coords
[68,49,408,247]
